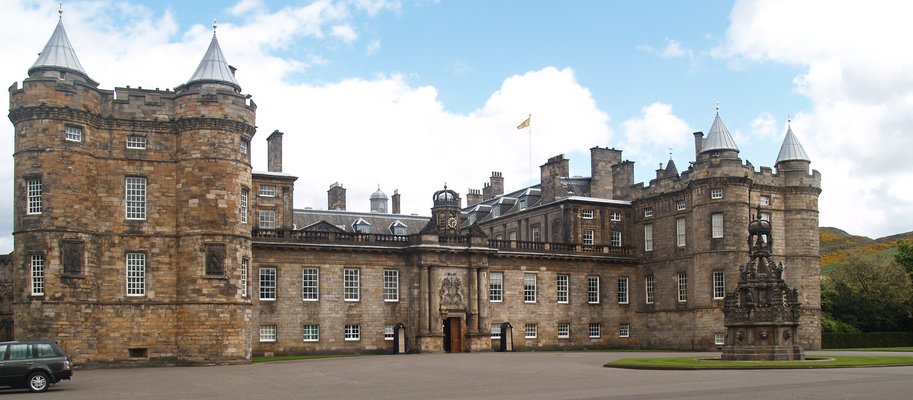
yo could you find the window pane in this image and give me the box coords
[31,254,44,295]
[27,179,42,215]
[489,272,503,302]
[524,273,537,303]
[302,268,319,301]
[384,270,399,301]
[588,276,600,304]
[557,274,569,303]
[126,253,146,296]
[344,269,360,301]
[125,177,147,220]
[260,268,276,300]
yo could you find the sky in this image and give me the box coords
[1,0,912,253]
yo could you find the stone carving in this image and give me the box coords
[204,244,226,275]
[439,272,464,305]
[61,240,84,275]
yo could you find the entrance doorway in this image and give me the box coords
[442,317,462,353]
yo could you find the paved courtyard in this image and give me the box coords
[4,351,912,399]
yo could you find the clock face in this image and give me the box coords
[447,217,458,229]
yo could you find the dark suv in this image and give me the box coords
[0,340,72,392]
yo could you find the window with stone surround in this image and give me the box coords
[617,277,629,304]
[644,207,653,218]
[259,210,276,229]
[587,276,600,304]
[557,323,570,339]
[344,324,360,341]
[65,126,82,142]
[126,135,146,149]
[385,324,395,341]
[677,272,688,302]
[303,324,319,342]
[583,230,594,246]
[619,324,630,338]
[676,199,686,211]
[582,209,594,219]
[126,252,146,296]
[557,274,569,303]
[531,224,541,242]
[676,217,686,247]
[644,224,653,252]
[240,259,249,297]
[645,275,655,304]
[31,254,44,296]
[344,268,360,301]
[715,333,725,346]
[258,185,276,197]
[26,179,42,215]
[259,325,276,342]
[711,188,723,199]
[611,231,622,247]
[491,323,501,339]
[611,212,622,221]
[711,213,724,238]
[713,271,726,299]
[302,267,319,301]
[125,177,147,220]
[384,269,399,302]
[524,273,537,303]
[240,139,249,155]
[240,189,249,224]
[489,272,503,302]
[524,323,537,339]
[588,323,601,338]
[259,267,276,300]
[760,195,770,206]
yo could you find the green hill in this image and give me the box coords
[820,227,913,268]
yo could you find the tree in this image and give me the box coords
[822,251,913,332]
[896,239,913,276]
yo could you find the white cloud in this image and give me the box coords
[750,112,777,140]
[228,0,265,16]
[716,0,913,238]
[638,38,693,59]
[620,102,692,167]
[330,24,358,42]
[365,39,381,56]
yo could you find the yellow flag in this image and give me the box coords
[517,116,530,130]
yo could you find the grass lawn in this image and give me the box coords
[252,354,357,363]
[606,355,913,370]
[827,347,913,352]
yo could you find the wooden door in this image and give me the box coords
[448,317,462,353]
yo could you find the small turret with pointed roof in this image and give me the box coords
[29,3,95,85]
[183,19,241,92]
[699,103,740,160]
[776,117,810,164]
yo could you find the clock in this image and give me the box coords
[447,217,458,229]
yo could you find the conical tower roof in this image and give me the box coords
[665,158,678,176]
[700,112,739,153]
[186,27,241,91]
[29,15,89,78]
[776,125,810,164]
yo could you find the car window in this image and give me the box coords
[35,344,57,358]
[0,345,6,360]
[8,344,31,360]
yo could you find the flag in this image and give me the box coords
[517,116,530,130]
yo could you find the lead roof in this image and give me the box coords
[186,32,241,90]
[775,126,811,163]
[30,17,89,78]
[700,113,739,153]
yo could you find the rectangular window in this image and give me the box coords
[259,267,276,300]
[619,324,630,338]
[125,177,147,220]
[676,217,686,247]
[713,271,726,299]
[259,325,277,342]
[557,323,570,339]
[240,139,249,155]
[531,225,541,242]
[65,126,82,142]
[711,188,723,199]
[587,276,600,304]
[126,135,146,149]
[302,267,319,301]
[588,323,601,338]
[644,208,653,218]
[344,268,360,301]
[678,272,688,302]
[259,210,276,229]
[26,179,42,215]
[676,200,686,211]
[556,274,569,304]
[524,323,537,339]
[126,252,146,296]
[582,209,594,219]
[491,207,500,218]
[712,213,724,238]
[645,275,655,304]
[344,324,360,341]
[30,254,44,296]
[491,324,502,339]
[508,230,517,241]
[258,185,276,197]
[489,272,503,302]
[611,212,622,221]
[617,277,629,304]
[385,324,395,341]
[583,230,594,246]
[523,273,537,303]
[240,189,249,224]
[715,333,725,346]
[303,324,319,342]
[611,231,622,247]
[518,197,527,210]
[384,269,399,302]
[644,224,653,252]
[760,195,770,206]
[240,259,249,297]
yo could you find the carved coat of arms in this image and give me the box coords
[439,272,464,305]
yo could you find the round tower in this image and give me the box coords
[370,186,388,213]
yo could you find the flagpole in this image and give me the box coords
[528,114,532,185]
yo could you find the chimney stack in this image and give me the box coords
[328,182,346,210]
[267,130,283,172]
[392,189,401,214]
[466,188,482,207]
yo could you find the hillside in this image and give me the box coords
[820,227,913,268]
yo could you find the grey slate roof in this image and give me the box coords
[700,113,739,153]
[186,33,241,90]
[294,209,430,235]
[775,126,810,163]
[30,18,88,77]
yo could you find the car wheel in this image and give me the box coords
[27,371,50,393]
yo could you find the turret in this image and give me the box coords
[698,106,739,161]
[370,186,389,213]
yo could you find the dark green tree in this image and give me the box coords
[822,251,913,332]
[896,239,913,276]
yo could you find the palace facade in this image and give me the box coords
[7,16,821,365]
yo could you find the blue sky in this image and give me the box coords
[1,0,911,252]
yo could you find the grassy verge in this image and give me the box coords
[826,347,913,352]
[252,354,356,363]
[606,355,913,370]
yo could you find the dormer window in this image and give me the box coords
[259,185,276,197]
[491,207,500,218]
[468,213,476,225]
[390,220,408,236]
[353,218,371,234]
[518,197,528,210]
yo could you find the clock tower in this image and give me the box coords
[430,185,462,234]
